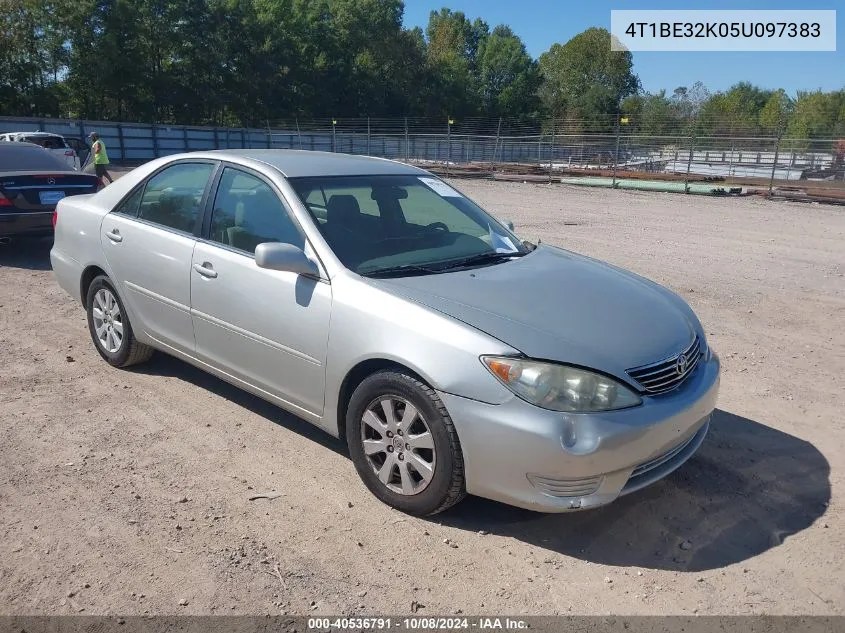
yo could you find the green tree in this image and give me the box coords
[476,25,539,118]
[538,27,639,124]
[786,90,845,139]
[323,0,428,116]
[6,0,845,135]
[0,0,70,116]
[759,89,792,134]
[698,82,772,136]
[424,8,488,117]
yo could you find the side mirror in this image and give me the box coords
[255,242,320,278]
[500,219,515,232]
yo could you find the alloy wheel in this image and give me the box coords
[91,288,123,353]
[360,396,436,495]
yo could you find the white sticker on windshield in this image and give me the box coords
[490,231,518,253]
[418,177,462,198]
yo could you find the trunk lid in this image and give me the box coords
[0,172,99,212]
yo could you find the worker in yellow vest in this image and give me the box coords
[88,132,113,185]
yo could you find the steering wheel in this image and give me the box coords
[425,222,449,232]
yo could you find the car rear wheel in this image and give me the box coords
[346,370,466,516]
[85,275,153,368]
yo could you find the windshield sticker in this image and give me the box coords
[489,229,518,253]
[418,177,462,198]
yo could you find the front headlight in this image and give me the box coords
[481,356,642,412]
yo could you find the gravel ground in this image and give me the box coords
[0,180,842,616]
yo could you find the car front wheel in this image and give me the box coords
[346,370,466,516]
[85,275,153,368]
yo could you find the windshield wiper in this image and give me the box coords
[435,251,525,271]
[362,263,444,278]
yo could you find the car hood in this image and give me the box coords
[369,245,699,384]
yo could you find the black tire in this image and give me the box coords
[346,370,466,516]
[85,275,153,368]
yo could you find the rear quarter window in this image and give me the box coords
[0,144,72,171]
[113,187,144,218]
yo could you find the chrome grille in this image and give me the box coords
[627,336,701,394]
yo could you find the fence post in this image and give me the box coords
[728,140,736,177]
[181,125,188,154]
[404,116,409,162]
[213,128,219,150]
[332,119,337,152]
[295,117,302,149]
[366,117,371,156]
[38,119,45,132]
[492,117,502,170]
[151,124,159,158]
[612,114,621,188]
[241,128,246,149]
[548,119,556,183]
[768,116,785,195]
[684,120,696,194]
[446,117,451,177]
[537,122,543,167]
[266,120,272,148]
[117,123,126,160]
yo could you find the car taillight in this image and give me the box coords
[65,149,75,157]
[52,210,58,228]
[0,192,12,207]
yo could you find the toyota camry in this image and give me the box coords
[50,150,720,516]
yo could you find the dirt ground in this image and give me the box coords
[0,180,842,616]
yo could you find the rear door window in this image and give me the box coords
[136,163,215,234]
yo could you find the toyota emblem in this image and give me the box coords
[47,177,55,185]
[676,353,688,376]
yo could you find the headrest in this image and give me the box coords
[371,186,408,200]
[327,194,362,225]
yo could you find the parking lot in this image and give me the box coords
[0,180,842,616]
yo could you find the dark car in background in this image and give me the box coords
[0,142,100,241]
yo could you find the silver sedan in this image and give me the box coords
[51,150,720,515]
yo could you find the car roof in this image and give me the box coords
[4,131,67,137]
[3,131,66,137]
[0,140,48,148]
[204,149,427,178]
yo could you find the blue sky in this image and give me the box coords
[402,0,844,97]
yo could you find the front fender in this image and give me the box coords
[321,273,518,436]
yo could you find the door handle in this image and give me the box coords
[105,228,123,243]
[193,262,218,278]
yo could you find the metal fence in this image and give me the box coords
[2,115,842,197]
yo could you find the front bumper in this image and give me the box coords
[439,353,720,512]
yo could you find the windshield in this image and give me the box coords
[290,174,526,275]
